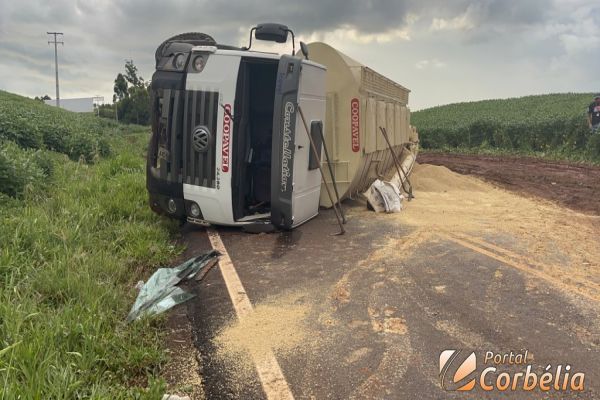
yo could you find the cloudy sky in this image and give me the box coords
[0,0,599,110]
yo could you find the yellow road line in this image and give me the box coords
[439,232,599,303]
[451,231,600,296]
[451,232,546,269]
[206,227,295,400]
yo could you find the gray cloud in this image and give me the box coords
[0,0,598,109]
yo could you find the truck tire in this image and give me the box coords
[155,32,217,63]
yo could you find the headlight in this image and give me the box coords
[167,198,177,213]
[172,53,186,70]
[192,55,206,72]
[189,202,201,218]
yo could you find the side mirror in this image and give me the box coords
[299,42,309,60]
[255,23,289,43]
[245,23,296,55]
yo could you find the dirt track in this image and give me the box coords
[418,152,600,216]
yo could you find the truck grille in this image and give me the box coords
[182,90,219,187]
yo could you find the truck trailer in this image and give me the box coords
[306,42,418,207]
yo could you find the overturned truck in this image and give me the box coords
[147,24,418,230]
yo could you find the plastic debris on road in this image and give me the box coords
[127,250,220,322]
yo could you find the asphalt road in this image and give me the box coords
[178,203,599,399]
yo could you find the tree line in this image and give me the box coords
[97,60,151,125]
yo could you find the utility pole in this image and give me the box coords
[93,96,104,117]
[47,32,64,108]
[113,95,119,122]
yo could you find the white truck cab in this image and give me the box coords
[147,25,327,229]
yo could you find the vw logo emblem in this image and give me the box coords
[192,126,210,152]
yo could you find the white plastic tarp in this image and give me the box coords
[364,179,404,213]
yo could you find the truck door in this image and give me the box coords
[271,55,327,229]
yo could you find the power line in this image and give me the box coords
[47,32,64,108]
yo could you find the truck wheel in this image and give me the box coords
[155,32,217,63]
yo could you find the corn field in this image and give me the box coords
[412,93,600,160]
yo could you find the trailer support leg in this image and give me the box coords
[298,105,345,235]
[316,121,346,223]
[379,127,414,200]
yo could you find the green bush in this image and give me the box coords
[68,133,99,162]
[586,134,600,158]
[0,115,43,149]
[98,136,112,157]
[41,124,72,153]
[0,142,47,197]
[30,149,55,176]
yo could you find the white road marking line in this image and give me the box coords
[206,227,295,400]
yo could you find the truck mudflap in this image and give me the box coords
[271,55,302,229]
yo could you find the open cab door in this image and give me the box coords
[271,55,327,229]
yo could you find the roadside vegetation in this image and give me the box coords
[97,60,151,125]
[0,91,179,398]
[412,93,600,163]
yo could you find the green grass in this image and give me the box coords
[0,93,182,398]
[412,93,600,162]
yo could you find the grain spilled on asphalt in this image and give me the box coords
[212,290,316,380]
[396,163,600,299]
